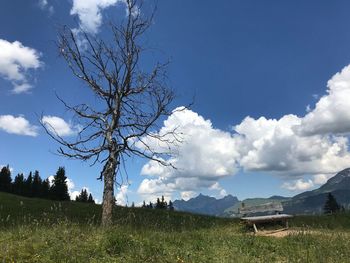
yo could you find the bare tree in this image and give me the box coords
[43,0,181,226]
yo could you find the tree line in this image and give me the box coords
[0,165,94,203]
[141,195,174,210]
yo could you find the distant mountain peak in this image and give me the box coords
[337,168,350,177]
[323,168,350,187]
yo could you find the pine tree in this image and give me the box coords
[168,200,174,211]
[324,193,340,214]
[50,167,70,201]
[76,188,88,202]
[160,195,167,209]
[32,170,42,197]
[41,178,50,199]
[88,193,95,203]
[24,172,33,197]
[155,196,167,209]
[142,201,146,208]
[0,165,12,192]
[13,173,25,195]
[156,198,161,209]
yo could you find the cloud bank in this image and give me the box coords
[138,64,350,198]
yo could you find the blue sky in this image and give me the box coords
[1,0,350,204]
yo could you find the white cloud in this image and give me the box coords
[209,182,228,198]
[219,189,227,198]
[42,116,80,137]
[115,185,129,206]
[12,83,33,94]
[38,0,54,15]
[234,115,350,176]
[282,179,314,191]
[66,178,75,191]
[180,191,196,201]
[312,173,333,185]
[70,0,125,34]
[233,65,350,179]
[299,65,350,136]
[0,115,38,136]
[0,39,42,94]
[48,175,54,186]
[137,64,350,197]
[70,190,80,200]
[137,108,240,200]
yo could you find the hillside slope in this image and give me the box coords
[2,192,350,262]
[283,168,350,214]
[0,191,232,230]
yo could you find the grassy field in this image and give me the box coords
[1,192,350,262]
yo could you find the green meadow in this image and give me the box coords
[1,192,350,262]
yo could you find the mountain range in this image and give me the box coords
[173,193,239,216]
[173,168,350,217]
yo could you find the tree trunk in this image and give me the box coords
[101,151,118,227]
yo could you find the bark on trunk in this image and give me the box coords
[101,152,118,227]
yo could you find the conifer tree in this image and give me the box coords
[32,170,42,197]
[324,193,340,214]
[41,178,50,199]
[168,200,174,211]
[13,173,25,195]
[88,193,95,203]
[24,172,33,197]
[155,195,167,209]
[76,188,88,202]
[156,198,161,209]
[142,201,146,208]
[161,195,167,209]
[50,167,70,201]
[0,165,12,192]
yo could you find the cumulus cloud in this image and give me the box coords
[0,39,42,94]
[0,115,38,136]
[234,115,350,176]
[137,108,240,200]
[66,178,75,191]
[70,0,125,34]
[299,65,350,136]
[115,185,129,206]
[282,179,314,191]
[42,116,80,137]
[137,64,350,196]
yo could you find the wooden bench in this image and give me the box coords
[239,202,293,233]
